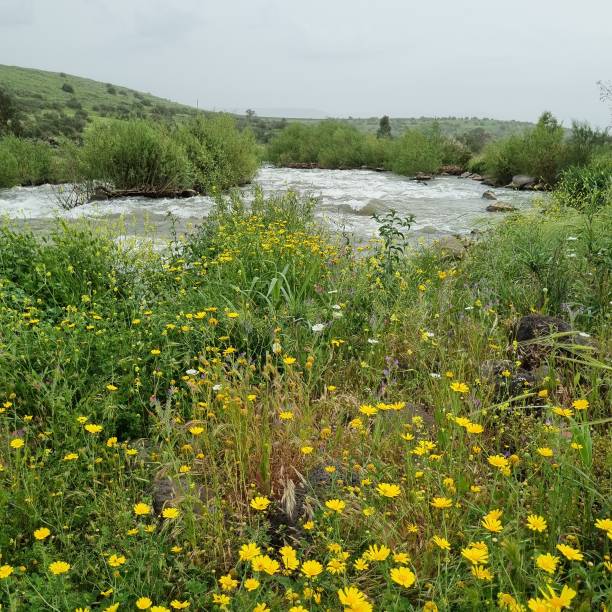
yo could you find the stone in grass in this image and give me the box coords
[486,202,517,212]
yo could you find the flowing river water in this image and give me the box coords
[0,166,540,243]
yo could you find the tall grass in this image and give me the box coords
[0,190,609,609]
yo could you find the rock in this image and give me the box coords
[482,190,497,200]
[152,475,212,516]
[179,188,198,198]
[90,187,110,202]
[513,314,571,343]
[482,177,497,187]
[440,164,463,175]
[414,172,433,181]
[470,174,483,181]
[510,314,592,370]
[511,175,537,190]
[486,202,516,212]
[435,235,469,260]
[460,171,471,178]
[480,359,539,396]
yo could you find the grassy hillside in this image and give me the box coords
[2,64,536,144]
[0,64,199,139]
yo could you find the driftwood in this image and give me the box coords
[90,186,198,202]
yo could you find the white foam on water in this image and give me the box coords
[0,167,540,241]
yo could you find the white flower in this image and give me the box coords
[332,312,343,319]
[430,373,441,379]
[367,338,379,345]
[212,384,222,391]
[185,369,197,375]
[332,304,341,310]
[311,323,325,333]
[567,236,578,241]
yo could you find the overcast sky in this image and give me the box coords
[1,0,610,126]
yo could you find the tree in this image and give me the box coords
[245,109,256,122]
[0,88,21,135]
[377,115,391,139]
[62,83,75,94]
[598,80,612,124]
[459,127,490,153]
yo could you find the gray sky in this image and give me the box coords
[1,0,610,126]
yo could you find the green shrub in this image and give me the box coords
[553,155,612,212]
[387,129,442,175]
[482,112,599,186]
[176,114,258,193]
[0,136,65,187]
[79,120,193,191]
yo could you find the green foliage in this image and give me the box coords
[61,82,74,94]
[0,192,609,608]
[176,114,258,192]
[0,135,69,187]
[553,155,612,213]
[79,120,193,191]
[0,64,199,140]
[377,115,392,139]
[268,120,468,173]
[78,116,258,194]
[464,206,611,327]
[482,112,609,187]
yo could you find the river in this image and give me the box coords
[0,166,539,243]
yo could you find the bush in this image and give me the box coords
[267,120,467,173]
[79,120,193,191]
[0,136,66,187]
[387,128,443,175]
[553,155,612,212]
[481,112,606,186]
[176,114,258,193]
[61,83,74,94]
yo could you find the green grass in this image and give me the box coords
[0,64,197,125]
[0,187,610,610]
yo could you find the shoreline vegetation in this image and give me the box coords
[0,182,610,610]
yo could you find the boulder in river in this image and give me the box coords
[486,202,516,212]
[511,175,538,190]
[470,174,483,181]
[414,172,433,181]
[482,190,497,200]
[482,177,497,186]
[460,171,471,178]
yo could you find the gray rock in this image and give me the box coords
[460,171,471,178]
[482,190,497,200]
[482,177,497,187]
[414,172,433,181]
[511,175,537,190]
[486,202,517,212]
[435,235,468,259]
[470,174,483,181]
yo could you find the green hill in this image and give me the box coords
[0,64,199,140]
[1,64,535,144]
